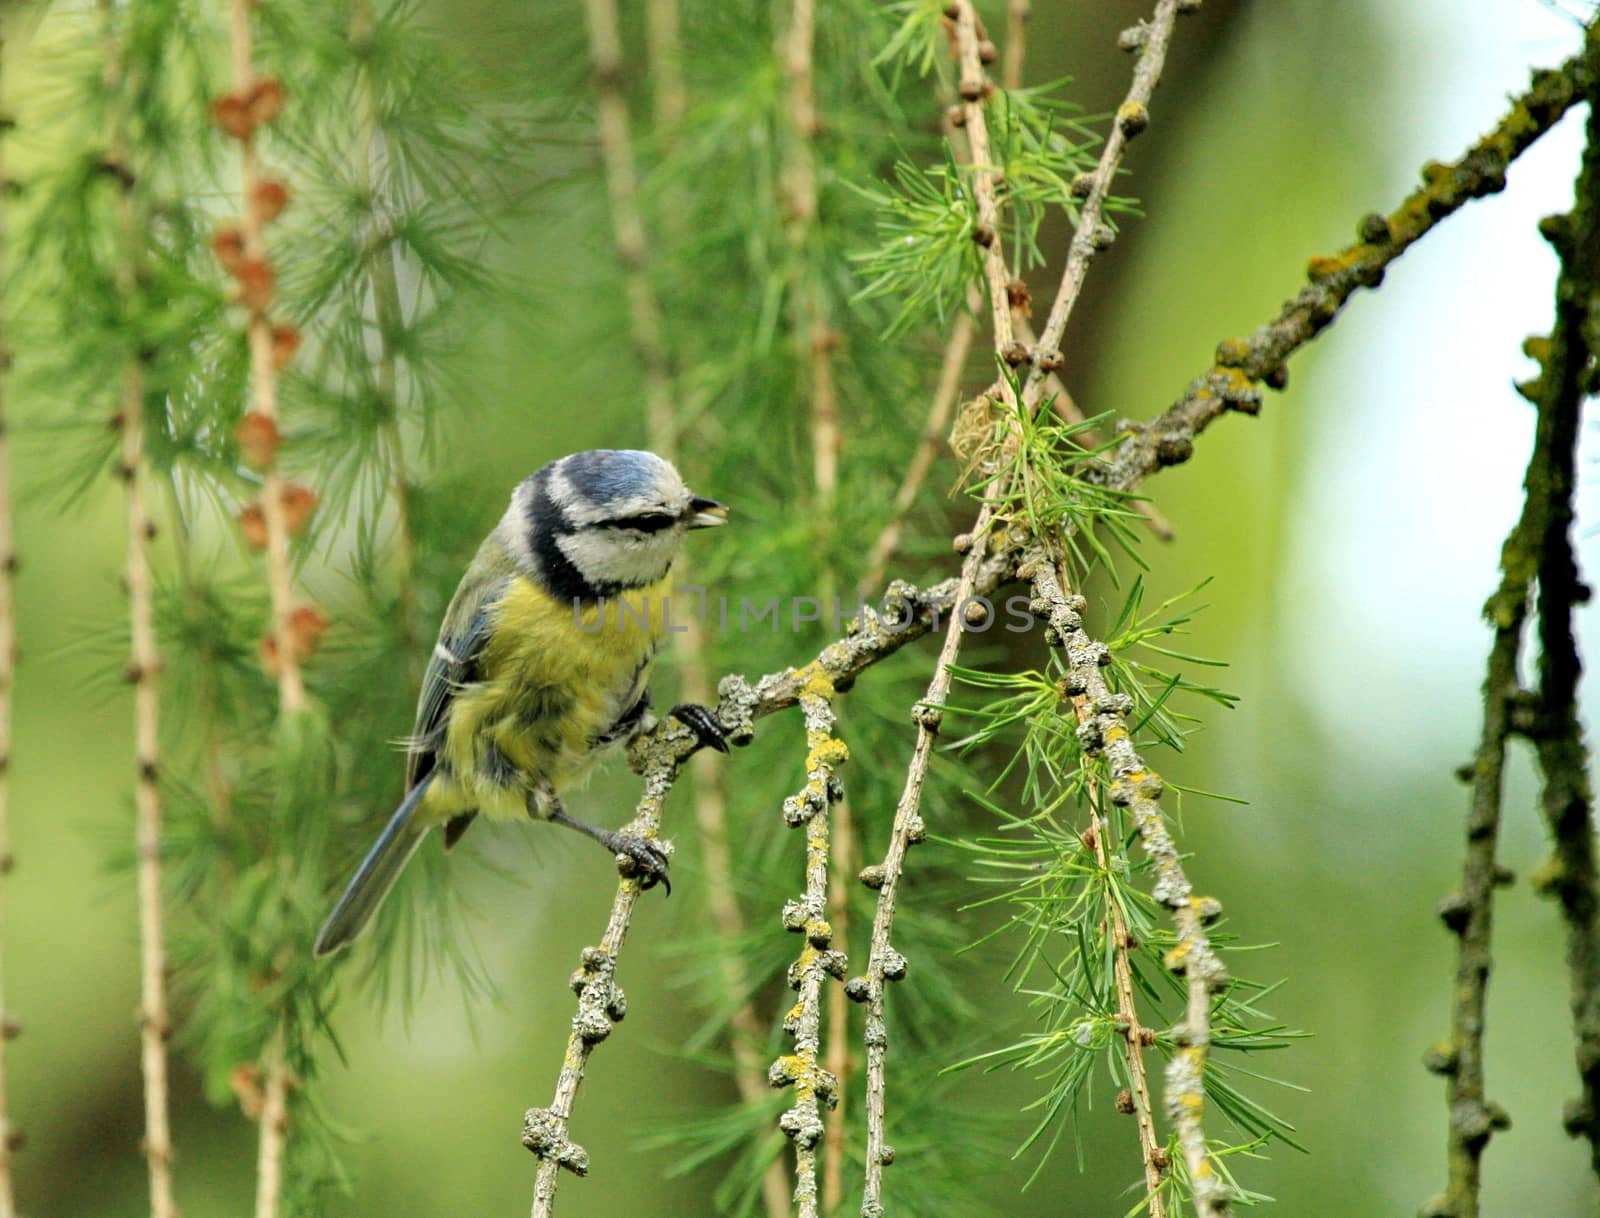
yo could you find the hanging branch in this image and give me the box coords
[348,0,422,681]
[1422,45,1600,1206]
[0,76,18,1218]
[1080,775,1166,1213]
[1024,551,1230,1215]
[99,7,177,1211]
[1018,0,1183,409]
[1099,49,1591,487]
[582,0,674,454]
[217,4,314,1214]
[858,6,1191,1208]
[771,687,848,1218]
[520,567,1000,1216]
[579,2,791,1211]
[857,306,975,600]
[1523,25,1600,1185]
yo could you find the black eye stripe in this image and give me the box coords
[600,512,678,533]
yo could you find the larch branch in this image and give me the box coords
[222,5,311,1213]
[101,5,176,1210]
[1025,552,1230,1216]
[0,67,19,1218]
[1524,19,1600,1186]
[772,689,848,1218]
[1098,46,1591,489]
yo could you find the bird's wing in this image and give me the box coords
[405,574,507,791]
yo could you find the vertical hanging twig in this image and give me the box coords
[581,3,790,1213]
[771,687,847,1218]
[0,63,19,1218]
[1080,786,1166,1214]
[1018,0,1182,410]
[1026,553,1229,1216]
[99,5,177,1211]
[218,6,312,1215]
[1524,23,1600,1186]
[349,0,421,685]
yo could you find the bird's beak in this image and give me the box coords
[687,495,728,529]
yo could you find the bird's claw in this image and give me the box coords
[612,833,672,895]
[670,702,731,753]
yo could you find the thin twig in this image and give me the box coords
[1523,21,1600,1185]
[1080,777,1165,1215]
[582,0,674,455]
[582,2,791,1210]
[1098,49,1592,489]
[223,5,308,1213]
[857,307,975,600]
[1019,0,1182,412]
[350,0,422,687]
[772,688,847,1218]
[1001,0,1029,92]
[819,782,853,1218]
[1026,552,1230,1216]
[100,4,177,1210]
[644,0,686,133]
[780,0,839,552]
[0,69,19,1218]
[951,0,1016,378]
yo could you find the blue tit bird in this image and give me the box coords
[314,449,728,957]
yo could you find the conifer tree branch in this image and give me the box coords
[521,568,1001,1214]
[224,0,311,717]
[582,0,675,455]
[1018,0,1185,411]
[644,0,686,132]
[222,5,310,1214]
[951,0,1017,384]
[1419,47,1600,1193]
[1097,46,1592,487]
[1081,783,1166,1214]
[0,75,19,1218]
[100,7,177,1210]
[350,0,422,685]
[857,305,975,600]
[1024,550,1231,1217]
[581,4,790,1211]
[1522,22,1600,1183]
[772,689,847,1218]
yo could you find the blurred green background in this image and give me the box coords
[6,0,1598,1214]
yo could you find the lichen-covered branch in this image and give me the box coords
[1018,0,1185,410]
[1098,48,1591,489]
[520,569,1000,1216]
[1523,22,1600,1184]
[771,688,848,1218]
[1081,791,1166,1214]
[1025,551,1230,1216]
[0,84,18,1218]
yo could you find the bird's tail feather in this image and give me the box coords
[314,777,434,957]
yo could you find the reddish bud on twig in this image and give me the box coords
[212,227,246,274]
[270,323,301,369]
[212,94,253,140]
[236,412,280,469]
[234,258,276,311]
[247,79,285,128]
[280,483,317,535]
[252,178,290,224]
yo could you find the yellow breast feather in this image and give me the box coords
[425,574,673,824]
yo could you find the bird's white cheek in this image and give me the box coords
[558,530,678,589]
